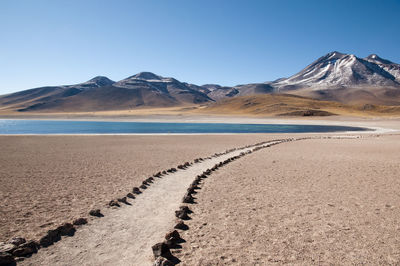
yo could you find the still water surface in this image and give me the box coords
[0,119,368,134]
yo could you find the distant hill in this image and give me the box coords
[0,72,213,112]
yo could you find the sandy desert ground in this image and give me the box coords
[0,134,271,242]
[0,117,399,265]
[177,135,400,265]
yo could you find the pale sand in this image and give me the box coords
[177,135,400,265]
[0,135,271,242]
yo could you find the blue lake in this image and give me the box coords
[0,120,369,134]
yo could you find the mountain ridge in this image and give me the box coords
[1,51,400,112]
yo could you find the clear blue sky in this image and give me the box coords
[1,0,399,94]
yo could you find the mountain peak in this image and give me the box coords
[273,51,399,90]
[131,72,161,80]
[312,51,352,66]
[325,51,349,58]
[86,76,115,86]
[327,51,346,57]
[67,76,115,89]
[365,54,393,65]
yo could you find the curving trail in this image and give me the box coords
[21,139,287,266]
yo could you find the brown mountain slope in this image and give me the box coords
[0,87,82,111]
[286,86,400,106]
[16,85,180,112]
[0,73,213,113]
[197,94,400,117]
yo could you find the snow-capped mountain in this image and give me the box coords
[198,52,400,103]
[272,51,400,91]
[260,51,400,105]
[364,54,400,83]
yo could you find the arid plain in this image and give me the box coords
[177,134,400,265]
[0,116,400,265]
[0,134,271,242]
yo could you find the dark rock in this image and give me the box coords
[162,170,167,175]
[142,180,149,186]
[7,237,25,247]
[179,206,192,214]
[72,218,87,226]
[133,187,141,194]
[126,193,135,199]
[57,223,76,236]
[140,184,147,189]
[89,209,102,217]
[152,242,172,259]
[0,252,14,265]
[13,247,29,256]
[39,229,60,247]
[12,241,38,257]
[187,187,195,194]
[165,230,181,242]
[147,177,154,182]
[117,197,128,204]
[153,256,174,266]
[20,241,38,250]
[190,182,199,188]
[108,200,120,207]
[182,193,194,204]
[187,183,199,193]
[174,221,188,230]
[175,210,190,220]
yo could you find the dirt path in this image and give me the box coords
[20,140,282,266]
